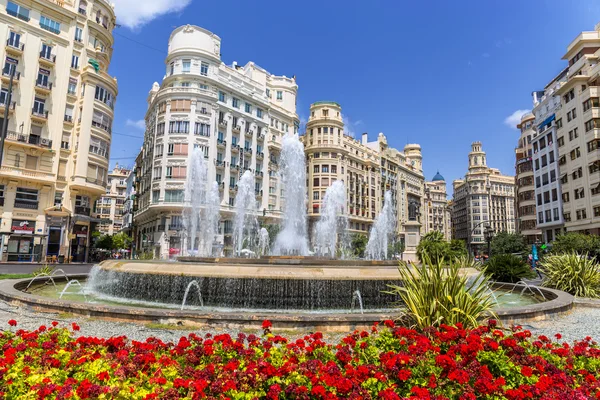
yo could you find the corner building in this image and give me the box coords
[452,142,516,254]
[133,25,299,258]
[0,0,117,262]
[96,164,129,235]
[424,172,452,240]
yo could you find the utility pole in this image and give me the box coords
[0,66,15,167]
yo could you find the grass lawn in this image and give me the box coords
[0,274,33,280]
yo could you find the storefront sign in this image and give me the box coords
[11,220,35,234]
[76,232,88,238]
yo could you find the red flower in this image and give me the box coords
[71,323,80,331]
[51,321,58,327]
[397,369,412,381]
[8,319,16,327]
[97,371,110,381]
[521,366,533,377]
[262,320,272,329]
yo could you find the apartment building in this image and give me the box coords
[95,164,129,235]
[554,23,600,234]
[0,0,117,262]
[424,172,452,240]
[133,25,299,259]
[301,101,425,256]
[452,142,516,254]
[532,72,567,243]
[120,166,135,238]
[515,112,541,244]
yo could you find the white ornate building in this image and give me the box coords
[133,25,299,258]
[424,172,452,240]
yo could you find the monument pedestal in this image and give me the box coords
[402,221,421,262]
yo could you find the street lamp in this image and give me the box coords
[483,224,494,257]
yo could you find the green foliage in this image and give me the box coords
[387,240,405,258]
[138,251,154,260]
[551,233,600,256]
[449,239,467,258]
[387,256,497,330]
[350,234,368,258]
[94,234,113,250]
[262,224,280,246]
[539,253,600,298]
[484,254,535,283]
[112,232,133,250]
[32,264,54,277]
[416,232,465,262]
[490,232,528,255]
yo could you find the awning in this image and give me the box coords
[72,215,102,223]
[537,114,555,131]
[44,205,72,217]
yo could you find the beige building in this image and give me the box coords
[133,25,298,258]
[96,164,129,235]
[301,101,425,255]
[515,112,541,244]
[553,23,600,234]
[452,142,516,254]
[0,0,117,262]
[424,172,452,239]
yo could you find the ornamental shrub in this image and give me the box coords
[484,254,535,283]
[1,320,600,399]
[540,252,600,298]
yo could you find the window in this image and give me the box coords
[180,82,190,87]
[14,187,38,209]
[75,27,83,42]
[40,16,60,34]
[6,1,30,21]
[568,128,579,141]
[552,188,558,202]
[165,166,186,178]
[557,136,564,147]
[588,140,600,152]
[323,109,329,117]
[313,191,319,200]
[331,165,337,173]
[40,43,52,59]
[543,191,550,204]
[94,85,114,108]
[556,118,563,129]
[37,68,50,87]
[200,62,208,76]
[322,165,329,173]
[32,97,45,115]
[564,212,571,222]
[562,192,570,203]
[182,59,190,73]
[219,91,226,102]
[194,122,210,136]
[534,159,540,170]
[586,119,600,132]
[92,110,112,132]
[232,97,239,108]
[545,210,552,223]
[570,147,581,160]
[168,120,189,133]
[257,108,263,118]
[156,123,165,135]
[68,78,77,95]
[576,209,587,220]
[170,99,191,112]
[245,103,252,113]
[550,169,556,182]
[71,54,79,69]
[572,167,583,180]
[314,165,319,173]
[535,176,541,188]
[313,178,319,186]
[541,155,547,167]
[553,208,560,221]
[152,191,159,203]
[89,136,109,158]
[276,91,283,100]
[266,88,270,98]
[549,151,555,163]
[164,190,184,203]
[54,191,63,207]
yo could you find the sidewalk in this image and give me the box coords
[0,263,94,275]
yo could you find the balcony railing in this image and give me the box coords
[5,131,52,148]
[6,8,30,21]
[95,17,108,29]
[57,175,66,181]
[31,109,49,119]
[39,52,56,63]
[14,200,38,209]
[64,115,73,123]
[168,224,183,230]
[5,39,24,51]
[74,206,91,216]
[0,101,15,110]
[39,22,60,35]
[78,7,86,15]
[2,69,20,80]
[157,225,166,232]
[86,178,106,187]
[36,81,53,91]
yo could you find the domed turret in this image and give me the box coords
[432,171,445,181]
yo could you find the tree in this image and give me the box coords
[490,232,527,255]
[449,239,467,259]
[95,234,113,250]
[112,232,133,250]
[417,231,450,262]
[551,232,600,256]
[351,234,368,258]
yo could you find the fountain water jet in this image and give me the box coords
[314,181,348,257]
[184,147,208,256]
[366,191,395,260]
[258,227,270,257]
[233,171,258,256]
[200,182,221,256]
[272,134,309,255]
[181,280,203,309]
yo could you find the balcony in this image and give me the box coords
[6,8,30,21]
[231,163,239,171]
[218,182,224,190]
[14,200,38,210]
[157,224,166,232]
[31,109,49,122]
[216,160,225,168]
[75,206,91,216]
[0,165,54,183]
[232,125,241,134]
[268,139,282,150]
[86,177,107,187]
[78,7,86,15]
[168,224,183,231]
[5,40,24,55]
[95,17,109,29]
[39,52,56,67]
[229,184,236,192]
[245,129,253,137]
[256,151,264,159]
[255,170,263,177]
[256,189,263,197]
[243,147,252,155]
[0,101,15,114]
[217,139,226,148]
[1,69,20,85]
[5,131,53,149]
[231,144,240,152]
[218,120,227,128]
[35,81,53,94]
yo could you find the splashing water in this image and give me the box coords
[184,147,208,256]
[233,170,258,256]
[200,182,221,256]
[366,191,395,260]
[272,134,309,255]
[258,227,270,257]
[314,180,348,257]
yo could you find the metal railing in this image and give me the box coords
[5,39,24,50]
[74,206,91,216]
[5,131,52,148]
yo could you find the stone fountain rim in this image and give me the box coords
[0,275,575,329]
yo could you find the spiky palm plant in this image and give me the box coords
[539,253,600,298]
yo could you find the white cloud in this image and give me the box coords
[504,109,530,129]
[112,0,192,30]
[342,114,364,138]
[126,118,146,130]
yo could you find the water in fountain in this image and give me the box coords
[233,170,258,256]
[25,274,57,292]
[199,181,220,256]
[351,289,364,314]
[366,191,395,260]
[59,279,87,301]
[184,147,208,256]
[181,280,203,310]
[272,134,309,255]
[258,227,270,257]
[314,180,348,257]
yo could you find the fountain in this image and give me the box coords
[366,191,395,260]
[181,280,203,310]
[58,279,87,301]
[233,171,258,257]
[351,290,364,314]
[184,147,208,256]
[314,180,348,257]
[201,182,221,256]
[258,227,270,257]
[272,134,309,255]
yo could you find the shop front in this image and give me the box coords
[7,220,36,262]
[70,225,89,262]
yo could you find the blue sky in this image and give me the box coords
[108,0,600,194]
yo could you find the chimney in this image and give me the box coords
[232,61,238,68]
[362,132,368,145]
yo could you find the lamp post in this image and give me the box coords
[483,224,494,257]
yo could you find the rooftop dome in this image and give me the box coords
[432,171,445,181]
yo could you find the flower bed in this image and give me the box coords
[1,319,599,399]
